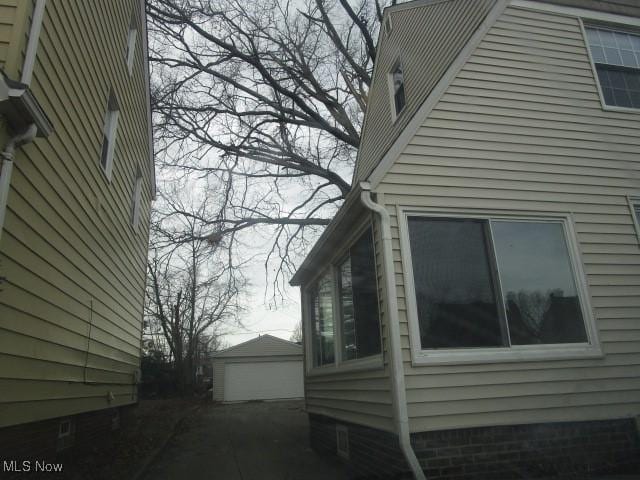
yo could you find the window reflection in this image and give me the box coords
[408,217,504,349]
[311,273,335,366]
[492,221,587,345]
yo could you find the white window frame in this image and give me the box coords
[387,60,406,123]
[126,26,137,75]
[131,172,143,228]
[628,195,640,243]
[100,92,119,181]
[580,20,640,114]
[303,219,384,376]
[397,206,602,366]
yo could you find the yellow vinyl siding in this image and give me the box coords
[372,6,640,433]
[0,0,151,428]
[355,0,495,184]
[0,0,30,78]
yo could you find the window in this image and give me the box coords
[406,216,590,353]
[383,15,392,37]
[126,24,137,75]
[585,26,640,109]
[308,225,382,370]
[310,271,335,367]
[338,228,381,360]
[131,169,143,228]
[630,197,640,241]
[390,63,406,118]
[100,91,119,180]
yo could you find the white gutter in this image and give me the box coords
[21,0,47,86]
[360,182,426,480]
[0,124,38,242]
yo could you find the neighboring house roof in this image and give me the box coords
[213,334,302,358]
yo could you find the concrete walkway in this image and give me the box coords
[139,400,348,480]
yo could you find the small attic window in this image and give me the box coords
[383,15,392,37]
[390,62,406,119]
[126,14,137,75]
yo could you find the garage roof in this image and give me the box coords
[214,335,302,358]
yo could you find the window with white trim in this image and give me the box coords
[585,26,640,109]
[338,228,381,360]
[406,216,589,350]
[390,62,406,118]
[126,21,137,75]
[310,271,335,367]
[100,91,119,180]
[630,197,640,241]
[131,169,142,228]
[309,226,381,368]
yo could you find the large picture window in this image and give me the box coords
[308,226,382,370]
[407,216,589,351]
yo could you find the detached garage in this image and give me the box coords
[212,335,304,403]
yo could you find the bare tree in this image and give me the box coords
[147,0,391,292]
[145,191,245,392]
[289,320,303,343]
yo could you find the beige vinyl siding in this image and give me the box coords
[375,5,640,433]
[354,0,495,184]
[303,213,395,432]
[0,0,152,428]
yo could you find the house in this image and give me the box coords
[212,335,304,403]
[0,0,154,458]
[290,0,640,478]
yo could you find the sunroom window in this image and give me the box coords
[407,217,588,350]
[309,226,381,368]
[310,272,335,366]
[338,228,381,360]
[585,26,640,109]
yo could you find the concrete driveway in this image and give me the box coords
[139,400,349,480]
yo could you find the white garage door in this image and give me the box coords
[223,360,304,402]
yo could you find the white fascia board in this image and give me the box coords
[139,0,156,199]
[366,0,509,189]
[511,0,640,28]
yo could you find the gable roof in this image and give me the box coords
[213,334,302,358]
[353,0,497,186]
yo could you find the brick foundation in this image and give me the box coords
[308,414,640,479]
[0,406,128,467]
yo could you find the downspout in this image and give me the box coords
[0,0,46,241]
[0,123,37,242]
[360,182,426,480]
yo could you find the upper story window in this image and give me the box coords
[406,216,590,353]
[390,63,406,119]
[100,90,119,180]
[309,226,382,369]
[585,26,640,109]
[131,169,143,228]
[126,22,137,75]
